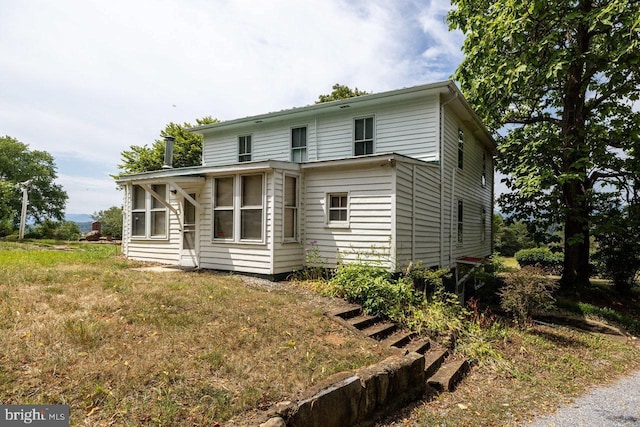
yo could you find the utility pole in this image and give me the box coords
[17,180,32,241]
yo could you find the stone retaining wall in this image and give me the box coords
[261,351,426,427]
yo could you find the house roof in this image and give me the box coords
[189,80,496,153]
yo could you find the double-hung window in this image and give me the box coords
[238,135,252,162]
[283,175,298,241]
[457,199,464,244]
[131,184,168,239]
[291,127,307,162]
[354,117,374,156]
[482,153,487,187]
[213,174,264,242]
[458,129,464,170]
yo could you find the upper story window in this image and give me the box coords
[283,175,299,241]
[482,152,487,187]
[457,129,464,170]
[131,184,168,239]
[238,135,252,162]
[213,174,264,242]
[354,117,374,156]
[291,127,308,162]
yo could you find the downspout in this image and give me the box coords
[440,86,458,268]
[449,166,456,268]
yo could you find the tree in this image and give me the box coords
[0,136,68,230]
[448,0,640,289]
[92,206,123,239]
[316,84,370,103]
[27,219,82,241]
[493,214,537,257]
[117,116,218,175]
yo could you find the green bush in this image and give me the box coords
[499,266,558,326]
[515,247,563,274]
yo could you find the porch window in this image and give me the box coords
[213,177,234,239]
[238,135,252,162]
[291,127,307,162]
[212,174,264,242]
[284,175,298,241]
[354,117,374,156]
[327,193,349,225]
[457,199,464,244]
[130,184,168,239]
[458,129,464,170]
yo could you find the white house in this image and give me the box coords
[117,81,496,279]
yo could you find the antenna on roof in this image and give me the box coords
[162,136,175,169]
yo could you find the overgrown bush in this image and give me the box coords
[499,266,559,326]
[406,279,467,340]
[329,263,419,322]
[515,247,563,274]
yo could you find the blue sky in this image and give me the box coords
[0,0,467,214]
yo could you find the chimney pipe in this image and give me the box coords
[162,136,175,169]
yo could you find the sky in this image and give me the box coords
[0,0,467,215]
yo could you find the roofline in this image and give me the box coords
[189,80,456,134]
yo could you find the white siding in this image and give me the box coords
[304,163,396,269]
[441,106,493,267]
[272,171,305,274]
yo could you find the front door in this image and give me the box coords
[180,194,198,267]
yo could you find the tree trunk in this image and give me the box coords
[561,182,591,289]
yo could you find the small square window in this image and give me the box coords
[328,193,348,223]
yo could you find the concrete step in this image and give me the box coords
[347,314,379,330]
[327,305,362,319]
[424,349,449,379]
[427,359,470,392]
[362,322,397,340]
[380,330,414,349]
[404,338,431,355]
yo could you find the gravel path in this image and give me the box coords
[524,370,640,427]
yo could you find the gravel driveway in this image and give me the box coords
[524,370,640,426]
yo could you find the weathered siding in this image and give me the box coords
[441,105,493,267]
[304,163,396,269]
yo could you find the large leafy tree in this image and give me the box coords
[117,116,218,175]
[316,84,370,103]
[448,0,640,289]
[0,136,68,231]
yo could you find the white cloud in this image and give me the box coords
[0,0,464,214]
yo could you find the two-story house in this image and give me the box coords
[117,81,496,279]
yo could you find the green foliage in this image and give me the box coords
[329,263,418,322]
[556,300,640,336]
[407,281,468,340]
[499,267,559,326]
[515,248,564,274]
[493,214,536,257]
[26,219,82,241]
[592,203,640,290]
[116,117,218,175]
[92,206,123,239]
[316,84,370,103]
[0,135,68,227]
[448,0,640,288]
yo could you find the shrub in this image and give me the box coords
[499,266,559,326]
[515,247,563,274]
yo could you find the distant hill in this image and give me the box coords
[65,213,93,223]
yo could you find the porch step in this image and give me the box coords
[424,349,449,379]
[347,314,379,330]
[427,359,470,392]
[361,322,397,340]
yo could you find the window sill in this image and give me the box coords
[325,222,350,229]
[131,237,170,242]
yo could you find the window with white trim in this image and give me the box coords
[283,175,298,241]
[458,129,464,170]
[291,127,307,162]
[327,193,349,225]
[238,135,252,162]
[481,207,487,242]
[212,174,264,242]
[482,153,487,187]
[131,184,168,239]
[354,117,374,156]
[457,199,464,244]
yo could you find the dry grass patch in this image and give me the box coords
[0,242,391,425]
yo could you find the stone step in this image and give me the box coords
[327,305,362,319]
[424,349,448,379]
[427,359,470,392]
[362,322,397,340]
[347,314,379,330]
[380,330,414,349]
[404,338,431,355]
